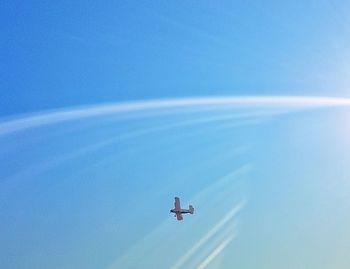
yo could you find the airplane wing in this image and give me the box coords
[174,197,181,211]
[176,212,183,221]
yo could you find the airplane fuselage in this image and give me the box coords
[170,209,192,214]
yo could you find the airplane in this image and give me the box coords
[170,197,194,221]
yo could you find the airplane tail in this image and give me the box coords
[189,205,194,214]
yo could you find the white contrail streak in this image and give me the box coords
[0,114,253,186]
[170,202,244,269]
[1,96,350,135]
[195,235,235,269]
[107,166,249,269]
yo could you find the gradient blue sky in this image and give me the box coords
[2,1,350,269]
[2,0,350,116]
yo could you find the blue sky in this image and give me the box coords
[2,1,350,269]
[2,1,350,116]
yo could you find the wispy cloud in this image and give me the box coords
[195,234,235,269]
[107,165,249,269]
[1,96,350,136]
[1,112,255,188]
[170,202,244,269]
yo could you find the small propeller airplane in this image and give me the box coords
[170,197,194,221]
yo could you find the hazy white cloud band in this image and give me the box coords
[1,96,350,136]
[195,235,236,269]
[170,202,244,269]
